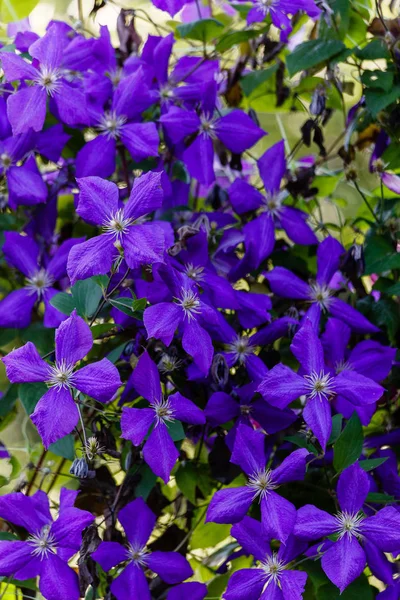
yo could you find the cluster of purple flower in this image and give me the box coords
[0,6,398,600]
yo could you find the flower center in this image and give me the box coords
[199,115,217,138]
[226,335,255,365]
[26,268,54,297]
[335,511,364,540]
[97,111,127,140]
[175,288,201,321]
[247,469,277,501]
[103,209,133,240]
[260,552,286,585]
[158,354,182,373]
[159,85,174,101]
[240,404,253,415]
[126,544,150,567]
[261,190,287,217]
[36,66,61,96]
[255,0,276,15]
[308,282,333,310]
[28,525,57,560]
[303,370,335,401]
[0,152,12,170]
[152,398,175,425]
[47,360,75,390]
[184,263,205,282]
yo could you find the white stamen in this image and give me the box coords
[247,469,277,501]
[175,288,201,321]
[103,209,133,240]
[334,511,364,540]
[260,190,288,217]
[199,115,217,139]
[303,370,335,401]
[28,525,57,560]
[0,152,12,171]
[97,111,127,140]
[260,552,286,586]
[126,544,150,567]
[158,354,182,374]
[254,0,278,16]
[226,335,255,365]
[47,360,75,390]
[184,263,205,282]
[335,360,353,374]
[25,268,54,298]
[35,66,61,97]
[152,397,175,426]
[308,282,333,310]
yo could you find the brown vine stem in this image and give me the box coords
[26,448,47,495]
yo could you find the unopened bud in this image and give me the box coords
[345,166,358,181]
[70,457,90,479]
[211,354,229,387]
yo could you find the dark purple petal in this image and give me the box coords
[121,407,155,445]
[280,206,318,245]
[250,316,296,346]
[243,213,275,269]
[53,82,89,128]
[73,359,121,402]
[266,267,309,299]
[206,486,254,524]
[362,507,400,552]
[169,392,205,425]
[183,134,215,186]
[111,563,151,600]
[0,541,37,577]
[337,462,370,514]
[55,310,92,366]
[349,341,396,382]
[39,553,80,600]
[257,364,307,408]
[335,370,384,406]
[216,111,265,153]
[51,506,94,556]
[280,570,308,599]
[167,582,207,600]
[363,539,394,586]
[230,424,267,475]
[0,52,38,81]
[144,302,182,346]
[147,551,193,583]
[7,86,47,135]
[3,231,40,277]
[159,107,200,144]
[43,289,67,329]
[261,491,296,543]
[294,505,337,540]
[290,319,325,375]
[272,448,308,485]
[76,176,119,226]
[67,235,116,285]
[132,351,162,404]
[303,396,331,450]
[182,319,213,375]
[122,223,165,269]
[124,171,164,221]
[0,288,36,329]
[143,423,179,483]
[257,140,285,195]
[329,298,380,334]
[75,136,116,178]
[46,237,85,282]
[228,179,264,214]
[205,392,239,426]
[118,497,156,547]
[92,541,127,571]
[31,386,79,448]
[224,568,265,600]
[316,236,344,285]
[7,161,47,208]
[0,489,51,534]
[321,318,350,366]
[252,400,297,434]
[29,24,64,69]
[231,516,269,561]
[2,341,51,383]
[321,536,365,593]
[120,123,159,163]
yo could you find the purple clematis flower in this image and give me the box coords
[294,462,400,593]
[2,310,121,447]
[160,83,265,186]
[206,424,309,542]
[225,516,307,599]
[266,236,379,333]
[167,582,207,600]
[1,23,88,135]
[0,232,83,329]
[92,497,193,599]
[257,319,384,449]
[229,141,317,275]
[67,172,165,284]
[121,351,205,482]
[0,488,93,600]
[246,0,320,41]
[321,317,395,424]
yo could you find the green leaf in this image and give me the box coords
[49,434,75,461]
[106,342,128,364]
[286,39,346,77]
[333,412,363,472]
[386,282,400,296]
[49,292,75,316]
[176,18,224,43]
[355,39,390,60]
[316,574,373,600]
[167,419,185,441]
[109,297,136,316]
[361,70,394,92]
[328,414,343,445]
[241,64,278,96]
[364,232,400,274]
[359,456,388,471]
[0,475,7,488]
[1,0,39,22]
[0,385,18,417]
[365,85,400,117]
[176,463,197,504]
[366,492,395,504]
[216,27,267,52]
[191,515,230,549]
[284,435,318,455]
[370,297,399,341]
[0,532,18,541]
[71,278,103,318]
[135,464,157,500]
[19,382,47,415]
